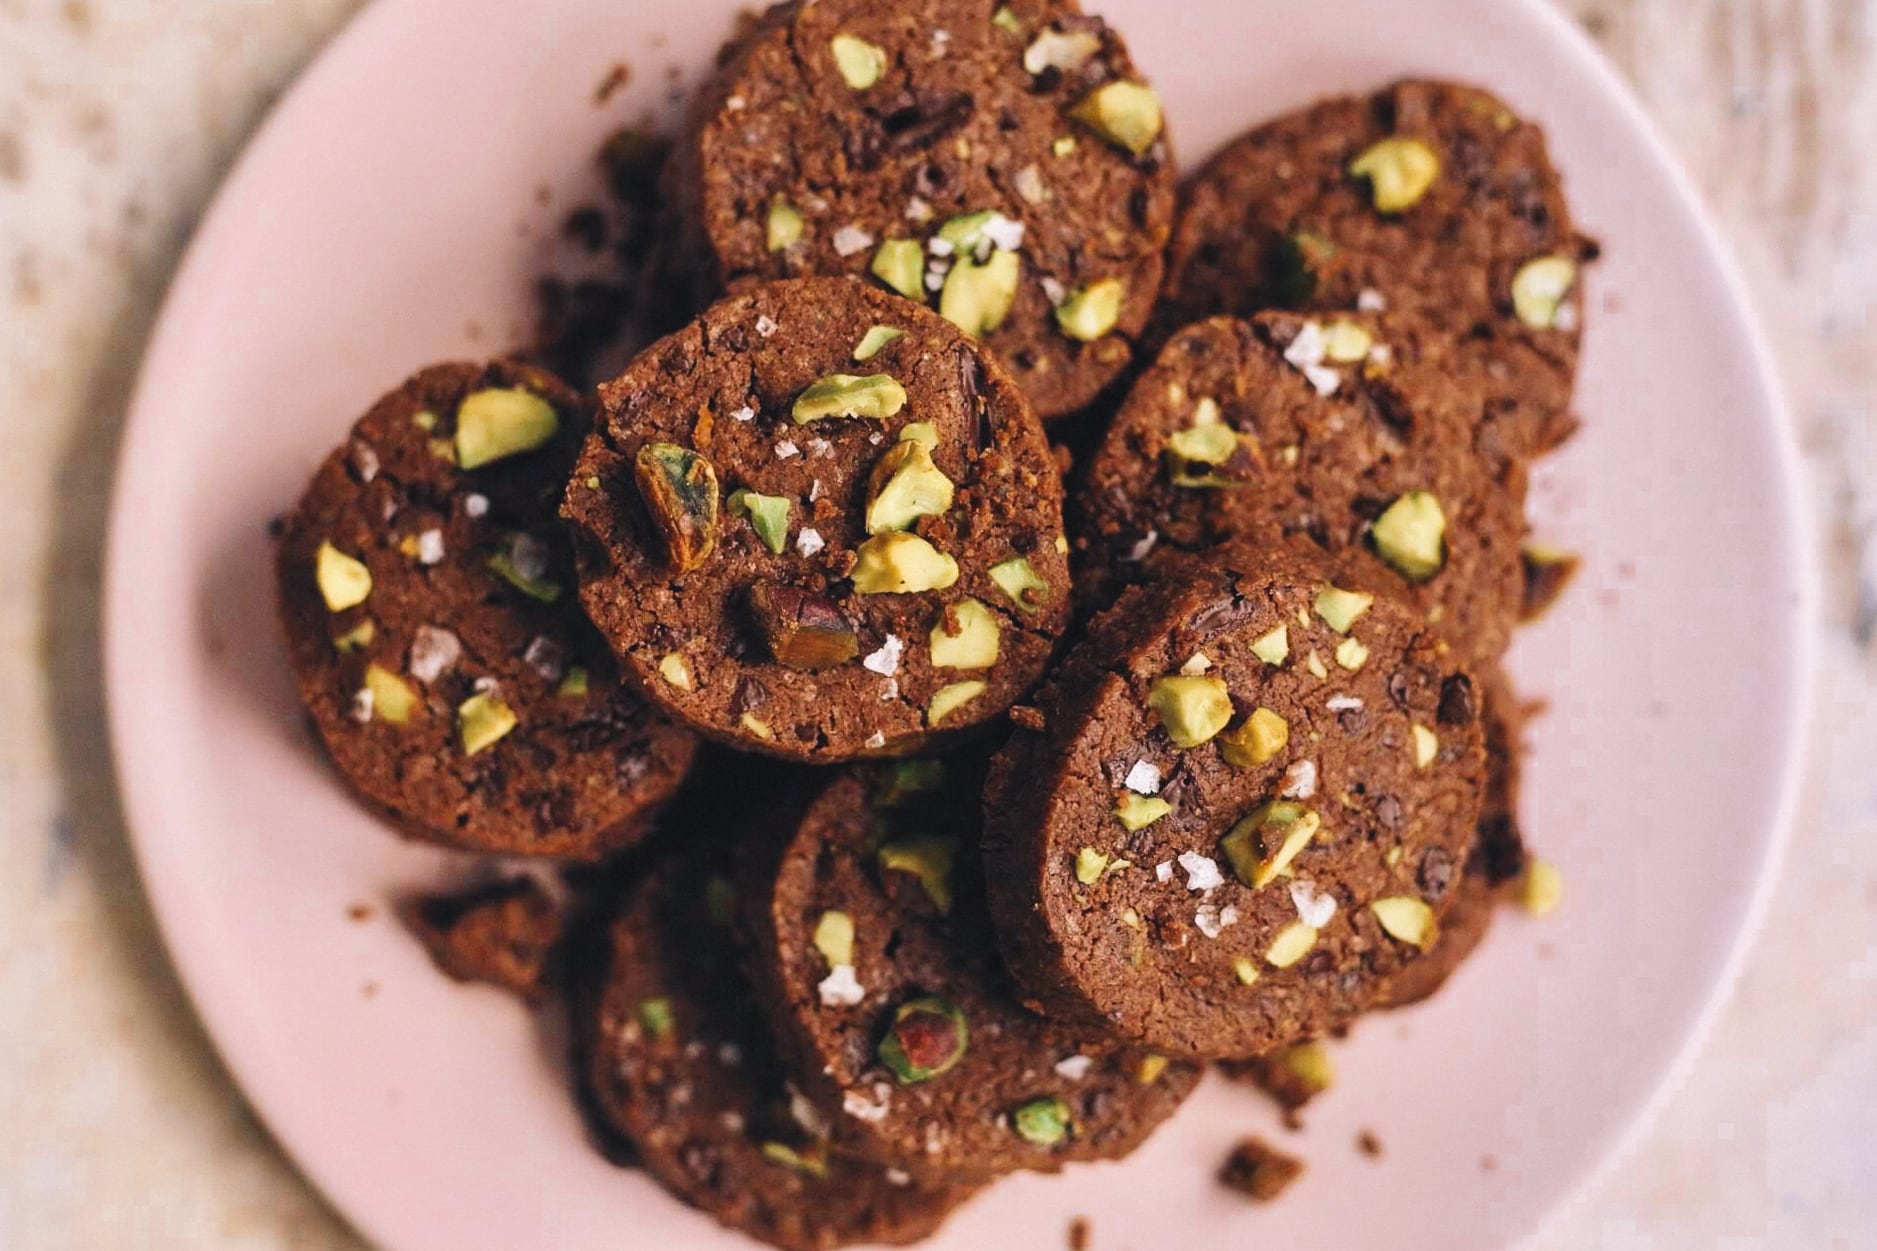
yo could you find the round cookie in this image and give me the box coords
[743,760,1200,1182]
[276,361,696,860]
[581,856,978,1251]
[1078,311,1527,665]
[1159,79,1596,473]
[982,547,1488,1059]
[563,278,1070,762]
[671,0,1177,419]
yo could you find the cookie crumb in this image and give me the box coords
[1357,1128,1384,1158]
[1219,1136,1305,1202]
[346,902,374,923]
[594,62,631,105]
[1066,1215,1092,1250]
[400,878,563,1004]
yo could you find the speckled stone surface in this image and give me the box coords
[1,1,1874,1248]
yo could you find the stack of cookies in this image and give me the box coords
[276,1,1586,1245]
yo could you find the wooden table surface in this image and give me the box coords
[2,1,1873,1246]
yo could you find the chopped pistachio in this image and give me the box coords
[1054,534,1070,555]
[898,421,940,449]
[1075,847,1111,885]
[760,1141,830,1179]
[865,440,955,534]
[487,541,563,603]
[1521,859,1564,916]
[792,373,908,423]
[1052,134,1077,157]
[1220,802,1321,888]
[936,210,1004,255]
[928,679,988,726]
[1055,278,1125,341]
[1411,723,1439,768]
[1233,957,1260,986]
[1146,675,1232,748]
[878,836,957,913]
[1305,650,1329,681]
[851,532,959,594]
[1022,27,1102,75]
[1370,491,1448,581]
[1323,321,1373,362]
[854,324,905,361]
[1265,922,1319,968]
[637,997,675,1041]
[877,996,968,1082]
[871,238,926,298]
[1520,544,1581,622]
[1314,584,1374,634]
[739,711,776,741]
[315,541,373,612]
[989,556,1049,613]
[992,5,1022,33]
[635,443,720,572]
[1512,256,1580,329]
[332,619,376,653]
[454,388,560,469]
[1250,625,1290,666]
[1069,81,1164,155]
[364,664,418,725]
[1371,896,1438,951]
[939,249,1021,338]
[1349,137,1441,212]
[1281,1041,1334,1094]
[658,652,694,691]
[1012,1096,1074,1146]
[1219,707,1291,768]
[1334,637,1370,671]
[1135,1054,1169,1084]
[728,489,793,555]
[812,910,856,968]
[1114,792,1172,831]
[411,409,438,432]
[929,597,1002,669]
[1166,421,1240,467]
[457,691,517,755]
[557,666,589,699]
[830,33,887,89]
[766,200,805,252]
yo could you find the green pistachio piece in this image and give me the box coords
[1349,137,1441,212]
[1147,675,1232,748]
[927,679,987,727]
[812,910,856,968]
[1114,792,1172,831]
[1220,801,1321,888]
[898,421,940,450]
[877,996,968,1083]
[830,33,887,89]
[878,836,957,913]
[739,711,776,741]
[992,5,1022,32]
[1074,847,1111,885]
[1052,134,1077,157]
[865,440,955,534]
[1280,1041,1335,1095]
[1322,321,1373,363]
[1013,1096,1074,1146]
[486,537,563,602]
[760,1141,830,1179]
[1411,723,1439,768]
[637,997,674,1040]
[1069,81,1164,156]
[411,409,438,432]
[332,619,376,653]
[792,373,909,424]
[929,597,1001,669]
[1313,584,1374,633]
[766,200,805,252]
[1266,921,1319,968]
[851,532,959,594]
[1055,277,1125,341]
[1512,256,1579,329]
[728,489,793,555]
[1370,490,1447,581]
[634,443,720,572]
[1520,544,1581,622]
[871,238,926,298]
[456,691,518,755]
[657,652,692,690]
[315,541,373,612]
[1250,624,1290,666]
[364,664,418,725]
[557,666,590,699]
[854,325,905,361]
[1166,421,1239,466]
[988,556,1048,614]
[1135,1054,1169,1084]
[939,249,1021,338]
[454,388,560,470]
[1521,859,1564,916]
[1334,637,1370,671]
[1218,707,1290,768]
[936,210,1002,255]
[1371,896,1439,951]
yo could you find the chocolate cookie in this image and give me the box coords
[276,361,697,859]
[670,0,1177,419]
[1159,79,1596,472]
[1077,312,1527,665]
[564,278,1070,762]
[581,855,978,1251]
[982,546,1488,1059]
[743,760,1200,1181]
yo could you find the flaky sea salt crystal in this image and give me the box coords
[1179,852,1224,892]
[408,625,462,684]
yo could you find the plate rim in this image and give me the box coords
[99,0,1820,1248]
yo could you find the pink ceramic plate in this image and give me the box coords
[105,1,1813,1248]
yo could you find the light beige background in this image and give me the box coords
[2,1,1873,1247]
